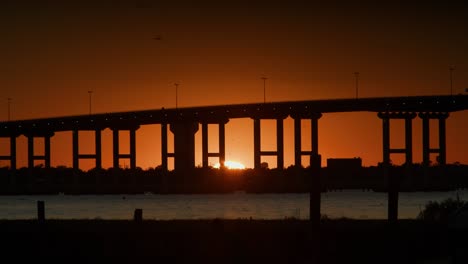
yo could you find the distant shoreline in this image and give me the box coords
[1,164,467,195]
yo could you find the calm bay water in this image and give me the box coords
[0,190,466,220]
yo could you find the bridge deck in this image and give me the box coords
[1,95,467,135]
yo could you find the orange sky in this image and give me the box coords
[0,2,467,169]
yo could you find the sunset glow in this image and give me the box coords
[213,161,246,170]
[0,2,467,170]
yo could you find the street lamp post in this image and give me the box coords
[88,91,93,115]
[7,98,11,121]
[261,77,267,103]
[174,83,179,109]
[354,72,359,99]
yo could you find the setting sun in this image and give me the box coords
[213,161,246,170]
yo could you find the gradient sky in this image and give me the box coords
[0,1,467,169]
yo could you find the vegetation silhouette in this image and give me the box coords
[417,197,468,223]
[0,163,467,194]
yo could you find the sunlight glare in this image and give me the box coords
[213,161,245,170]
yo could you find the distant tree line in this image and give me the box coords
[0,163,467,194]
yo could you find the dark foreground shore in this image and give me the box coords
[0,219,465,263]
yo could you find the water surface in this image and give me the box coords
[0,190,465,220]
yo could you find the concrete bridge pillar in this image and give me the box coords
[73,130,79,170]
[1,136,17,171]
[0,135,18,186]
[72,129,103,170]
[378,112,416,223]
[161,124,168,171]
[422,116,430,167]
[95,129,102,169]
[276,118,284,169]
[219,123,226,167]
[9,135,17,185]
[201,119,228,168]
[27,133,53,170]
[112,127,138,170]
[202,123,208,167]
[419,112,449,167]
[419,112,449,190]
[290,112,322,228]
[170,122,199,172]
[10,136,17,170]
[253,119,261,169]
[294,118,301,167]
[252,117,286,169]
[112,129,119,169]
[292,113,322,167]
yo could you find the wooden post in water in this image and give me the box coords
[37,201,45,223]
[310,154,321,226]
[310,154,322,263]
[134,209,143,222]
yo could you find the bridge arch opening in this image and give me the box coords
[225,118,253,169]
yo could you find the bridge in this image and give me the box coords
[1,94,468,222]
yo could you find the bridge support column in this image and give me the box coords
[112,127,138,170]
[378,112,416,223]
[202,123,208,168]
[0,136,18,185]
[405,117,413,165]
[161,124,169,171]
[27,134,53,170]
[10,136,17,171]
[44,136,51,168]
[252,117,286,169]
[422,117,430,167]
[72,129,103,170]
[112,129,119,169]
[253,119,261,169]
[0,136,17,170]
[201,120,228,168]
[95,130,102,169]
[419,112,449,189]
[294,118,301,167]
[73,130,79,170]
[292,113,322,167]
[311,117,319,165]
[9,136,17,185]
[219,123,226,167]
[170,122,199,173]
[276,119,284,169]
[420,112,449,166]
[130,129,136,170]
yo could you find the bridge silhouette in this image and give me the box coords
[1,94,467,222]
